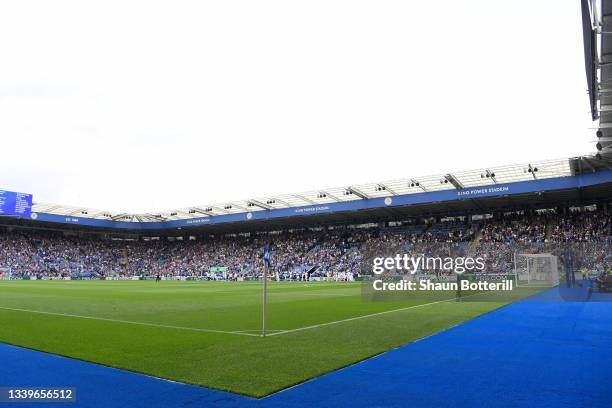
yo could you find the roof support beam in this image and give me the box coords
[275,198,292,207]
[191,207,214,216]
[444,174,465,189]
[483,169,497,183]
[212,206,230,214]
[260,197,292,207]
[144,213,166,221]
[582,157,596,172]
[377,183,397,195]
[526,164,538,180]
[319,191,341,202]
[347,187,369,199]
[294,194,316,205]
[247,200,272,210]
[410,179,427,192]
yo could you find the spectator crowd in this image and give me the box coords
[0,208,610,280]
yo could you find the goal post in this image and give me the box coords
[0,267,11,280]
[513,253,560,287]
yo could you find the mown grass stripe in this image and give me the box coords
[0,305,260,337]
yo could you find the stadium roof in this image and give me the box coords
[32,158,575,223]
[583,0,612,159]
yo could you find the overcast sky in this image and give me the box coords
[0,0,595,213]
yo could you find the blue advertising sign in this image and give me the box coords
[0,190,33,217]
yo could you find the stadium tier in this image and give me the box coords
[1,208,610,280]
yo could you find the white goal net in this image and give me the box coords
[0,267,11,280]
[513,253,560,287]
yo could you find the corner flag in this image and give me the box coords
[263,245,271,267]
[262,245,270,337]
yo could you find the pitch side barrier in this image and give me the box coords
[25,169,612,231]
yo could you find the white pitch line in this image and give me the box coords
[0,306,260,337]
[233,329,285,334]
[267,294,483,337]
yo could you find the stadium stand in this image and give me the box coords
[1,207,610,281]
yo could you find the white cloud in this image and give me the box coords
[0,0,594,213]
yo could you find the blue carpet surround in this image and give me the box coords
[2,293,612,407]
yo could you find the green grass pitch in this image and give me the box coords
[0,280,519,397]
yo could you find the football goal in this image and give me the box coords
[513,253,560,287]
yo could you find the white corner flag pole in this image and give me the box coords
[262,260,268,337]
